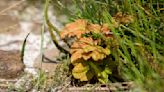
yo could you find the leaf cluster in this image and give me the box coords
[60,19,115,83]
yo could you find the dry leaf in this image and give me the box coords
[60,19,88,39]
[60,19,112,39]
[70,37,110,63]
[113,12,134,25]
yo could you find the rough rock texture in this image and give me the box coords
[0,50,24,79]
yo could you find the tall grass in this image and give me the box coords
[70,0,164,91]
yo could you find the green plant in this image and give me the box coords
[45,0,164,91]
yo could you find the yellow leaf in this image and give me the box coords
[103,48,111,55]
[72,61,89,73]
[71,50,83,63]
[71,38,111,62]
[72,61,94,81]
[73,71,94,81]
[83,46,96,53]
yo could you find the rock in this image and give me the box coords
[33,48,60,73]
[0,50,24,79]
[0,15,20,35]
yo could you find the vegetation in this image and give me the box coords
[39,0,164,91]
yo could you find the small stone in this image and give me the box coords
[0,50,24,79]
[34,48,60,73]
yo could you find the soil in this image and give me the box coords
[0,15,20,35]
[0,0,64,91]
[0,50,24,79]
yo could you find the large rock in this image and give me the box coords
[0,50,24,79]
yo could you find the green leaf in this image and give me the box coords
[21,33,30,62]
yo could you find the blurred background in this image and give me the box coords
[0,0,71,74]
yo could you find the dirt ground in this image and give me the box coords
[0,1,25,90]
[0,0,61,91]
[0,0,21,35]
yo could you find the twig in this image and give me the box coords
[159,8,164,11]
